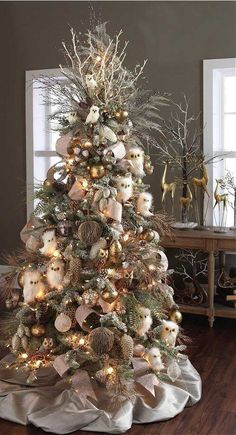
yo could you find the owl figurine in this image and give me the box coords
[85,74,97,96]
[161,320,179,347]
[39,337,54,352]
[137,192,153,217]
[116,175,133,203]
[85,105,100,124]
[23,269,45,304]
[46,259,65,290]
[126,147,145,178]
[67,112,79,125]
[145,347,164,371]
[39,230,57,257]
[137,306,153,337]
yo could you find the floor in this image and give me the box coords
[0,314,235,435]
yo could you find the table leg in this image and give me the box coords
[208,250,215,327]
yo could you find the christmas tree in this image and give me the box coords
[0,23,201,433]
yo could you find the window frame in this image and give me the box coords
[203,58,236,226]
[25,68,63,219]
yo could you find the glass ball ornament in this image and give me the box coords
[140,229,155,242]
[169,308,182,324]
[90,165,106,179]
[54,313,72,332]
[31,324,46,337]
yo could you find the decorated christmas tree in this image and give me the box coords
[0,23,201,434]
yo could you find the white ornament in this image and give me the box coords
[145,347,164,371]
[85,105,100,124]
[161,320,179,347]
[116,175,133,203]
[55,313,72,333]
[126,147,144,177]
[100,125,117,143]
[157,250,168,272]
[23,270,45,304]
[137,192,153,217]
[85,74,97,96]
[67,112,78,125]
[89,238,107,260]
[104,142,126,160]
[137,307,153,337]
[46,259,65,290]
[39,230,57,257]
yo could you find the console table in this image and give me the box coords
[162,227,236,326]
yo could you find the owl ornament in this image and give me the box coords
[126,147,145,178]
[85,74,97,96]
[137,192,153,217]
[23,269,45,304]
[46,259,65,290]
[39,230,57,257]
[137,307,153,337]
[85,105,100,124]
[116,175,133,203]
[39,337,54,352]
[67,112,79,125]
[161,320,179,347]
[145,347,164,371]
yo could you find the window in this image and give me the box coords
[25,68,64,219]
[203,58,236,227]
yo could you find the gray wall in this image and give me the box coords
[0,1,235,255]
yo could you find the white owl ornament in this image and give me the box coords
[46,259,65,290]
[85,74,97,96]
[23,269,45,304]
[126,147,144,177]
[116,175,133,203]
[161,320,179,347]
[137,307,153,337]
[85,105,100,124]
[39,230,57,257]
[137,192,153,217]
[145,347,164,371]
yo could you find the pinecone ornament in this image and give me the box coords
[120,334,134,363]
[64,256,82,287]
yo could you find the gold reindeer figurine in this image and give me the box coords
[192,164,210,198]
[179,184,193,216]
[161,161,176,211]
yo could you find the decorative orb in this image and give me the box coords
[101,285,119,304]
[90,165,106,179]
[54,313,72,332]
[115,109,129,122]
[17,270,25,289]
[31,324,46,337]
[77,220,102,246]
[89,327,114,355]
[81,140,93,149]
[140,229,155,242]
[169,308,182,324]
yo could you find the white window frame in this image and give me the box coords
[203,58,236,226]
[25,68,64,219]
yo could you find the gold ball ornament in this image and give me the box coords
[169,308,182,324]
[17,270,25,289]
[140,229,155,242]
[31,324,46,337]
[101,285,119,304]
[90,165,105,179]
[115,109,129,122]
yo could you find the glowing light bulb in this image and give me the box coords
[36,289,45,302]
[123,234,129,242]
[53,250,60,258]
[148,264,156,271]
[79,338,85,345]
[21,353,28,359]
[106,366,114,375]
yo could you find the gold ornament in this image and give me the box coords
[115,109,129,122]
[89,327,114,355]
[17,270,25,289]
[101,284,119,304]
[169,308,182,324]
[81,139,93,149]
[109,240,122,263]
[77,220,102,246]
[140,229,155,242]
[31,324,46,337]
[90,165,105,179]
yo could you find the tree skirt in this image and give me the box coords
[0,355,201,434]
